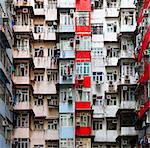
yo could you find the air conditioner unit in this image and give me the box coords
[22,8,28,13]
[17,90,22,95]
[39,121,43,124]
[38,95,43,99]
[123,86,128,90]
[68,96,73,103]
[53,21,57,26]
[143,50,149,56]
[122,139,128,145]
[106,95,111,99]
[47,70,51,75]
[76,37,80,44]
[70,9,74,14]
[77,75,83,80]
[16,35,21,39]
[56,43,59,49]
[114,70,117,74]
[112,119,117,123]
[76,121,80,127]
[53,120,57,124]
[79,141,83,146]
[96,80,101,85]
[23,0,28,4]
[39,34,41,40]
[20,64,25,68]
[2,120,8,126]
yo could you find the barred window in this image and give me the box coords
[91,24,103,34]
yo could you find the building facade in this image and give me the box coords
[135,0,150,147]
[1,0,148,147]
[0,0,14,147]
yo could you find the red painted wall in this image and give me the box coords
[76,0,91,11]
[75,101,91,109]
[83,76,91,88]
[76,126,92,136]
[76,51,91,62]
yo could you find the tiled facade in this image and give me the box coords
[0,0,149,148]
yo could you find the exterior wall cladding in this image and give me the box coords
[0,0,149,148]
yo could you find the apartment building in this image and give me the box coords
[11,0,149,148]
[0,0,14,147]
[134,0,150,147]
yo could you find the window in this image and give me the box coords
[15,63,28,76]
[60,139,74,148]
[107,119,117,130]
[107,0,117,8]
[35,2,44,9]
[78,36,91,50]
[60,61,74,77]
[15,113,29,127]
[106,95,117,105]
[76,113,91,126]
[76,91,90,101]
[107,72,117,81]
[34,48,44,57]
[91,24,103,34]
[107,47,119,57]
[76,62,90,75]
[16,39,29,50]
[76,12,89,26]
[34,95,44,106]
[34,73,44,81]
[60,38,74,51]
[60,114,73,127]
[34,25,44,33]
[122,11,134,26]
[48,120,58,130]
[16,13,30,26]
[47,141,58,148]
[123,87,135,101]
[107,22,117,32]
[16,89,29,102]
[47,70,58,82]
[60,88,73,102]
[92,143,103,148]
[121,112,135,126]
[122,63,135,76]
[47,95,58,106]
[92,48,103,57]
[93,120,103,130]
[48,24,56,33]
[92,0,103,9]
[34,145,43,148]
[34,120,44,130]
[60,13,73,26]
[48,0,57,9]
[14,138,29,148]
[93,72,104,82]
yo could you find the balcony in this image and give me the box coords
[33,81,57,95]
[93,130,118,142]
[59,75,75,84]
[34,8,45,16]
[76,127,92,136]
[14,0,32,7]
[75,102,92,110]
[120,0,136,8]
[105,57,119,66]
[120,101,136,109]
[59,102,75,113]
[32,105,46,117]
[44,32,56,41]
[120,50,134,59]
[13,128,30,138]
[120,127,137,136]
[31,130,58,141]
[33,57,57,69]
[33,33,45,40]
[105,106,119,117]
[45,8,57,21]
[59,127,74,138]
[13,48,31,59]
[57,0,75,8]
[59,50,75,59]
[13,25,32,33]
[104,32,117,42]
[105,8,119,18]
[59,25,75,33]
[120,24,136,33]
[14,102,31,110]
[0,99,13,122]
[119,75,137,85]
[13,76,30,85]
